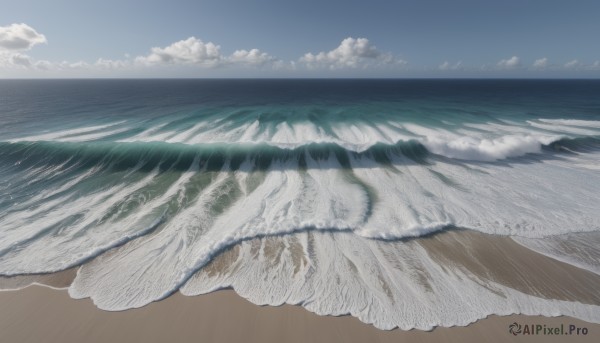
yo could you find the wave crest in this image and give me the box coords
[422,134,561,162]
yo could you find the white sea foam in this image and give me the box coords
[11,141,592,316]
[1,119,599,274]
[1,116,599,328]
[527,120,600,136]
[8,121,127,143]
[11,118,594,163]
[179,232,600,330]
[421,134,560,161]
[538,118,600,128]
[0,169,161,273]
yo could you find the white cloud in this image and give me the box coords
[564,59,581,69]
[497,56,520,69]
[34,60,52,70]
[439,61,462,70]
[1,31,281,76]
[0,53,54,71]
[0,23,47,51]
[0,23,597,77]
[134,37,277,69]
[228,49,274,66]
[62,61,90,69]
[273,60,295,71]
[95,58,129,69]
[6,53,32,67]
[0,23,48,71]
[135,37,223,66]
[533,57,548,69]
[300,37,404,69]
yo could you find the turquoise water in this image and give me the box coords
[1,79,599,329]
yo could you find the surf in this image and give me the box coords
[1,79,599,329]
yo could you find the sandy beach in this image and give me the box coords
[0,285,596,343]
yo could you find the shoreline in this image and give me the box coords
[0,285,598,343]
[1,229,599,342]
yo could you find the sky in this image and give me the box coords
[1,0,599,78]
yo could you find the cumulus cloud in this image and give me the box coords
[61,61,90,69]
[300,37,404,69]
[0,53,54,71]
[532,57,548,69]
[0,23,46,51]
[135,37,223,66]
[2,23,597,77]
[134,37,277,69]
[497,56,520,69]
[0,23,47,70]
[439,61,462,71]
[273,60,295,71]
[1,29,281,75]
[228,49,274,66]
[33,60,52,70]
[9,53,32,67]
[564,59,581,69]
[95,58,129,69]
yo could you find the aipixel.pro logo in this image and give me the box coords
[509,322,589,336]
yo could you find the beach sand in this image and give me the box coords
[1,229,598,343]
[0,286,597,343]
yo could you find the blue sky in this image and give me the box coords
[1,0,599,77]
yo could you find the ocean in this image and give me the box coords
[0,79,599,329]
